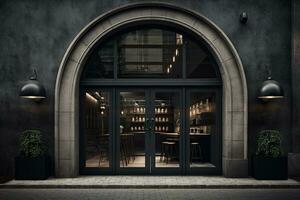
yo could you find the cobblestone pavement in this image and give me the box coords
[1,189,300,200]
[1,176,300,188]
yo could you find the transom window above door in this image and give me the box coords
[81,27,219,80]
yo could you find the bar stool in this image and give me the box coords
[160,141,176,164]
[190,142,202,163]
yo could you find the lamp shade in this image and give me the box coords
[258,77,284,99]
[20,77,46,100]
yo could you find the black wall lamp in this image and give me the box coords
[19,69,46,102]
[240,12,248,24]
[258,68,284,100]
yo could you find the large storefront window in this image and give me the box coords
[80,26,222,175]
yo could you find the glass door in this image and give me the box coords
[150,89,183,174]
[80,88,113,174]
[185,88,222,174]
[116,88,184,174]
[117,89,150,174]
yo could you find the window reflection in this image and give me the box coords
[84,90,110,168]
[119,92,146,168]
[82,41,114,79]
[186,40,217,78]
[118,29,183,78]
[189,92,216,168]
[154,92,181,168]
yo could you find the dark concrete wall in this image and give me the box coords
[0,0,292,177]
[292,0,300,153]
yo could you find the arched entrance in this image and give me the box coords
[55,3,248,177]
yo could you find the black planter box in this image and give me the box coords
[15,156,50,180]
[252,156,287,180]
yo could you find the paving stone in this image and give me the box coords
[0,176,299,188]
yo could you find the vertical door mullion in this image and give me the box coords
[186,89,190,174]
[115,88,120,174]
[181,87,186,174]
[147,89,153,174]
[112,88,116,174]
[113,40,118,79]
[182,41,187,78]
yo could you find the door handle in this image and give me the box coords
[145,118,149,131]
[150,118,155,131]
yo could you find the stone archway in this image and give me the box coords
[55,2,248,178]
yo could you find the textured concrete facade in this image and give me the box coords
[0,0,295,178]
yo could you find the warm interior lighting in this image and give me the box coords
[86,92,98,103]
[176,34,183,45]
[169,64,172,68]
[175,49,179,56]
[167,68,170,73]
[95,91,101,98]
[172,56,176,62]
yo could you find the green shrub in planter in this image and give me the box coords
[253,130,287,180]
[15,130,50,180]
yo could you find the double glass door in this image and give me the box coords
[80,87,221,175]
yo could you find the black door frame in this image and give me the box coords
[79,86,222,175]
[116,87,151,175]
[79,87,115,175]
[185,87,222,175]
[149,88,184,175]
